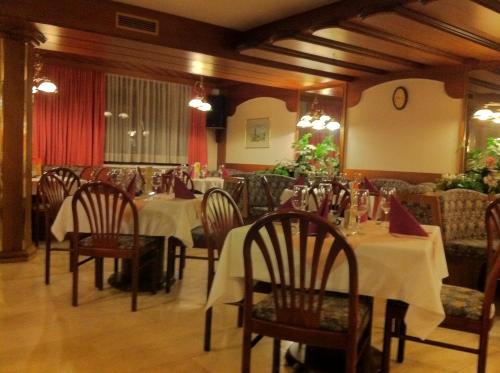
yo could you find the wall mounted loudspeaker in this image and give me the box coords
[206,95,226,129]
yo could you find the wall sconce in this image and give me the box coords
[188,76,212,112]
[473,102,500,123]
[297,96,340,131]
[32,53,57,94]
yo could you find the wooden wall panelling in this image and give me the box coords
[344,169,441,184]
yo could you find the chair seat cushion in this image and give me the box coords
[79,234,158,250]
[252,294,371,332]
[441,284,485,320]
[445,239,487,259]
[191,225,207,248]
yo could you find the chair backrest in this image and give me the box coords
[260,175,275,212]
[164,169,194,191]
[485,198,500,275]
[243,210,359,333]
[79,166,95,181]
[72,181,138,249]
[223,177,247,218]
[481,243,500,329]
[398,193,442,227]
[201,188,243,259]
[38,172,68,221]
[49,167,81,194]
[440,189,489,242]
[371,178,411,192]
[94,167,112,182]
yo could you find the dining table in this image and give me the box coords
[51,192,202,290]
[192,177,224,193]
[206,220,448,340]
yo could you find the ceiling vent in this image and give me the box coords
[116,12,159,35]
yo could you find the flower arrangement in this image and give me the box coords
[437,137,500,193]
[266,133,340,177]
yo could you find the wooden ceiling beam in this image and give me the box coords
[293,33,424,69]
[469,78,500,92]
[394,6,500,52]
[238,0,420,48]
[238,53,355,81]
[339,21,464,63]
[258,44,388,75]
[470,0,500,13]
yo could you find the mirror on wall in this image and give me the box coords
[465,68,500,170]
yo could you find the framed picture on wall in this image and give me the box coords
[246,117,270,148]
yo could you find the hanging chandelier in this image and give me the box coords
[473,102,500,124]
[188,76,212,112]
[296,97,340,131]
[32,53,57,94]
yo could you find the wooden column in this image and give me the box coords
[0,20,45,262]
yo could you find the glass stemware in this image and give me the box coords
[355,189,370,231]
[291,185,308,211]
[316,182,333,208]
[379,187,396,225]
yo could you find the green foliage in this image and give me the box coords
[292,133,339,175]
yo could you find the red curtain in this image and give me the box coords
[32,64,105,166]
[187,106,208,165]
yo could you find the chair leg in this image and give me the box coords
[95,258,104,290]
[477,331,490,373]
[72,252,79,307]
[381,304,393,373]
[151,249,159,295]
[131,257,139,312]
[241,326,252,373]
[45,237,51,285]
[237,303,244,327]
[179,244,186,280]
[396,320,406,363]
[204,307,213,351]
[272,338,280,373]
[165,239,175,293]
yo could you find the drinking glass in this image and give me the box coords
[355,189,370,231]
[316,182,333,208]
[336,172,349,187]
[291,185,308,211]
[379,187,396,225]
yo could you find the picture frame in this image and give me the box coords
[245,117,270,148]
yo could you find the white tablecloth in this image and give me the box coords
[51,193,202,247]
[206,220,447,339]
[192,177,224,193]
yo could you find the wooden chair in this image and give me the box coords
[331,181,351,217]
[49,167,81,194]
[224,176,248,219]
[38,172,69,284]
[163,169,196,192]
[202,188,244,351]
[260,175,275,213]
[94,167,112,182]
[381,198,500,373]
[241,210,372,373]
[79,166,95,181]
[71,181,162,311]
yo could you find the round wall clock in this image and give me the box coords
[392,86,408,110]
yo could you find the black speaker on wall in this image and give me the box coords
[206,95,226,129]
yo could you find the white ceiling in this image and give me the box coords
[113,0,336,31]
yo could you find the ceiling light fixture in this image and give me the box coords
[473,102,500,122]
[32,52,57,94]
[297,97,340,131]
[188,76,212,112]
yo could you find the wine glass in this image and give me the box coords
[291,185,308,211]
[316,183,333,209]
[336,172,348,187]
[355,189,370,231]
[379,187,396,225]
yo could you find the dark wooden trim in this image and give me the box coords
[293,34,424,69]
[259,44,387,75]
[239,53,355,81]
[394,6,500,52]
[238,0,420,48]
[470,0,500,13]
[224,163,273,172]
[344,169,441,184]
[469,78,500,92]
[338,21,464,63]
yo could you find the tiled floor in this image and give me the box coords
[0,244,499,372]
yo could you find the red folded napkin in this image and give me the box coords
[294,176,305,186]
[222,168,229,177]
[363,177,378,194]
[308,196,331,235]
[278,197,293,210]
[389,196,428,237]
[174,177,195,199]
